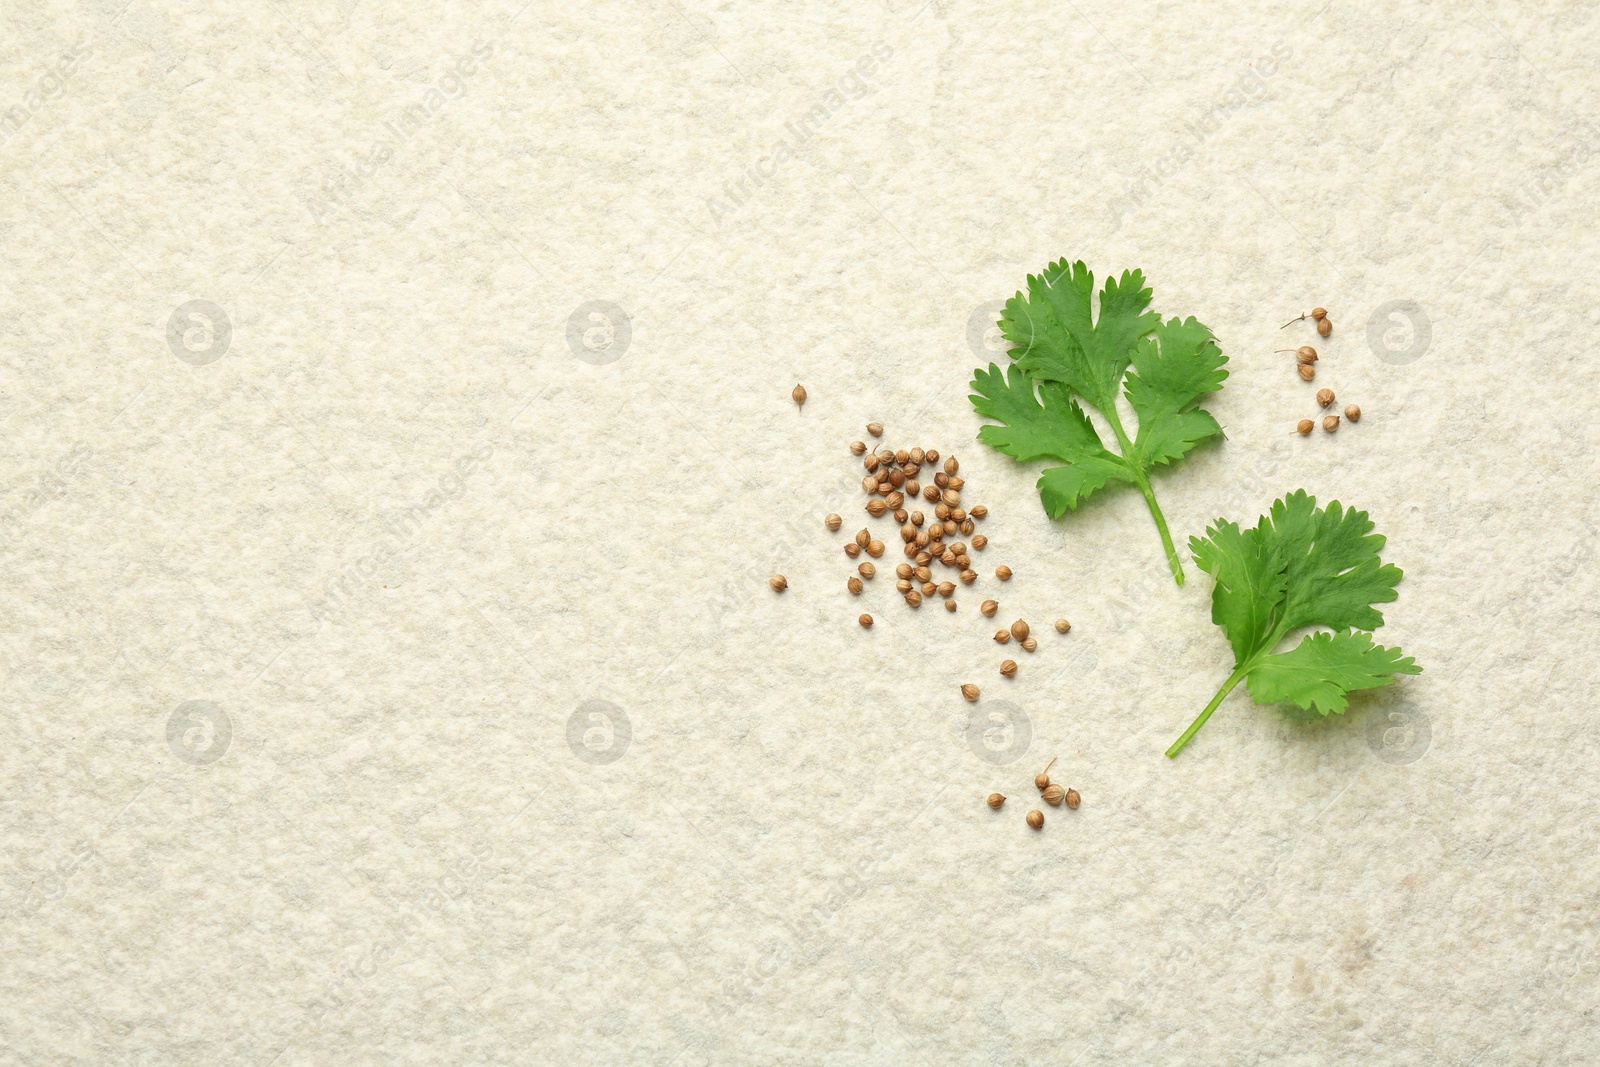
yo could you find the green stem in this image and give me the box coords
[1166,662,1250,758]
[1101,405,1185,587]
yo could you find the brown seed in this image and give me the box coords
[845,542,861,558]
[905,592,923,608]
[1297,363,1316,382]
[942,489,960,508]
[892,448,907,465]
[848,576,864,595]
[956,554,971,569]
[941,549,957,566]
[866,499,888,517]
[903,543,918,559]
[937,581,955,598]
[858,562,875,579]
[1000,659,1017,677]
[960,568,977,585]
[886,491,904,509]
[922,581,937,597]
[896,563,913,579]
[1317,317,1332,338]
[866,539,885,557]
[1010,619,1029,641]
[864,453,880,473]
[888,468,905,488]
[896,579,912,593]
[960,519,975,535]
[944,599,957,612]
[1275,346,1318,364]
[987,792,1005,810]
[1323,415,1340,433]
[942,520,958,537]
[1281,307,1328,329]
[934,503,950,522]
[861,475,878,494]
[915,551,932,566]
[900,523,916,543]
[949,508,966,524]
[878,448,894,464]
[924,485,940,502]
[914,566,932,582]
[1065,788,1081,810]
[867,422,883,437]
[825,513,842,531]
[905,479,920,496]
[791,385,806,407]
[859,613,873,628]
[961,683,980,702]
[1026,810,1044,830]
[934,473,950,490]
[894,508,908,524]
[970,505,989,520]
[910,510,924,527]
[1316,388,1335,409]
[996,566,1012,581]
[915,531,930,549]
[944,457,959,475]
[876,481,892,495]
[1296,419,1314,436]
[1042,784,1065,806]
[1035,757,1056,791]
[994,629,1011,644]
[910,447,925,465]
[948,476,964,491]
[850,440,867,456]
[856,528,870,547]
[769,575,787,592]
[981,599,999,617]
[1054,618,1071,634]
[924,449,940,464]
[1022,636,1037,653]
[1345,404,1361,422]
[948,542,965,556]
[972,534,988,550]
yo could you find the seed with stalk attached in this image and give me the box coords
[1281,307,1328,329]
[1035,757,1057,791]
[769,575,787,592]
[1276,346,1318,364]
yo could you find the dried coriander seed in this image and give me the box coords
[910,510,924,526]
[866,499,888,517]
[1010,619,1029,641]
[981,599,999,617]
[850,440,867,456]
[896,563,913,579]
[910,447,925,465]
[1026,809,1044,830]
[1275,345,1318,364]
[941,549,957,566]
[1054,618,1071,634]
[866,539,885,557]
[791,384,806,407]
[896,578,912,593]
[948,476,965,491]
[825,513,842,531]
[876,481,892,495]
[987,792,1005,809]
[1297,363,1316,381]
[901,523,917,543]
[1296,419,1314,436]
[894,508,908,524]
[1042,784,1065,806]
[888,469,905,488]
[859,613,873,628]
[934,503,951,521]
[961,683,980,702]
[864,453,880,472]
[960,519,975,535]
[1317,316,1332,337]
[1065,788,1081,810]
[845,542,861,558]
[922,581,937,597]
[1281,307,1327,329]
[944,599,957,612]
[886,491,904,509]
[867,422,883,437]
[1316,388,1335,408]
[924,449,940,464]
[942,489,960,507]
[960,568,977,584]
[914,566,932,582]
[1323,415,1340,433]
[861,475,877,494]
[934,472,950,489]
[942,520,958,537]
[905,479,920,496]
[994,629,1011,644]
[769,575,787,592]
[1022,636,1037,653]
[1035,757,1056,791]
[915,551,932,566]
[858,562,875,579]
[972,534,988,550]
[970,504,989,519]
[905,590,923,607]
[937,581,955,598]
[1000,659,1017,677]
[1345,404,1361,422]
[856,528,870,547]
[944,457,959,474]
[923,485,940,502]
[996,565,1012,581]
[848,576,864,595]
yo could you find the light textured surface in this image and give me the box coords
[2,0,1596,1063]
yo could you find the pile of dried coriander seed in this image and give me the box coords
[817,421,1073,698]
[1279,310,1367,436]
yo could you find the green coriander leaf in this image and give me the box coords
[1167,490,1420,757]
[969,363,1132,514]
[974,259,1226,584]
[1245,630,1421,717]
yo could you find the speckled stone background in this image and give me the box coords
[2,0,1596,1063]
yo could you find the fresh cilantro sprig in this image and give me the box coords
[1166,490,1422,757]
[969,259,1227,585]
